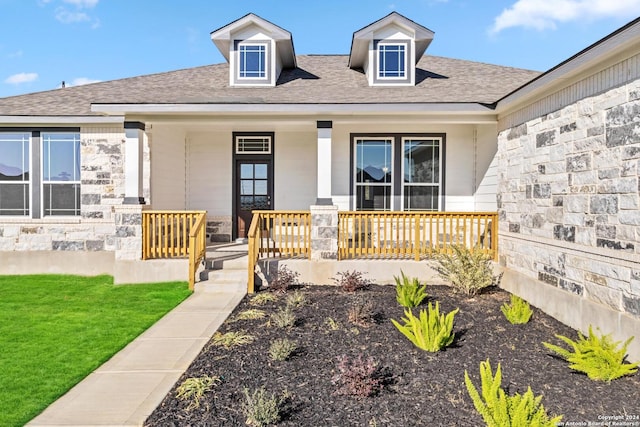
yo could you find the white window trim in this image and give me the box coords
[400,137,442,211]
[41,132,81,217]
[353,137,394,211]
[237,42,268,81]
[0,132,31,217]
[376,41,408,81]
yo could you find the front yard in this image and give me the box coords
[146,283,640,426]
[0,275,191,427]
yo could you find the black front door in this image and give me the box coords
[235,159,273,238]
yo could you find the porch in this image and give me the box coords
[140,209,497,292]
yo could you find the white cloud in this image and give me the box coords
[55,7,90,23]
[491,0,640,33]
[69,77,102,86]
[63,0,99,8]
[4,73,38,84]
[7,50,23,58]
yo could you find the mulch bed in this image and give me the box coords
[146,284,640,426]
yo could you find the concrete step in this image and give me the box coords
[205,255,248,270]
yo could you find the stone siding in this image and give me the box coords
[206,217,232,243]
[497,79,640,318]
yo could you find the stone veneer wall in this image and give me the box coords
[497,79,640,319]
[0,127,133,254]
[206,217,232,243]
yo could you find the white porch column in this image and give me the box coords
[316,120,333,205]
[123,122,146,204]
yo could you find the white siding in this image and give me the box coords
[187,131,232,216]
[274,131,317,210]
[474,124,498,211]
[150,126,186,210]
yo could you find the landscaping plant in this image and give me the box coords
[211,331,255,349]
[250,292,278,306]
[233,309,266,322]
[242,387,289,427]
[348,297,376,327]
[175,375,221,410]
[333,270,369,292]
[501,294,533,324]
[390,301,459,352]
[332,354,383,398]
[269,265,299,293]
[434,245,494,296]
[543,326,638,382]
[464,359,563,427]
[268,338,298,361]
[285,290,307,308]
[394,270,428,308]
[270,306,297,328]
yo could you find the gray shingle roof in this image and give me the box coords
[0,55,540,116]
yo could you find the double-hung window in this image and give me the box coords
[354,138,393,210]
[42,133,80,216]
[353,135,444,211]
[238,43,267,79]
[0,133,30,216]
[402,138,441,211]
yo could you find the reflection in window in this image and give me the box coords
[0,133,30,216]
[403,139,440,211]
[355,139,392,210]
[378,44,406,79]
[42,133,80,216]
[239,44,266,79]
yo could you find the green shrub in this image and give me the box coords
[269,338,298,361]
[394,271,428,308]
[285,290,307,308]
[501,294,533,324]
[464,359,562,427]
[390,301,458,352]
[332,354,383,398]
[250,292,278,306]
[176,375,221,410]
[333,270,369,292]
[270,306,297,328]
[242,387,289,427]
[211,331,255,349]
[434,245,494,296]
[543,326,638,382]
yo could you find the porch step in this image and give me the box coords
[195,269,248,293]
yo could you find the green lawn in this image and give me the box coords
[0,275,191,427]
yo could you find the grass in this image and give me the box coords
[0,274,190,427]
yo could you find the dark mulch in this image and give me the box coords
[146,285,640,427]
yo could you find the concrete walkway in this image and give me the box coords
[27,253,247,427]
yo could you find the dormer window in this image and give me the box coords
[238,43,267,79]
[376,41,408,80]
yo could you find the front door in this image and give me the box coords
[235,159,273,238]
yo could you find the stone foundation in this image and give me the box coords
[206,217,232,243]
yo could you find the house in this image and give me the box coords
[0,13,638,358]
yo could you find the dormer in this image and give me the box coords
[211,13,296,87]
[349,12,434,86]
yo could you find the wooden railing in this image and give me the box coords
[247,210,311,293]
[338,211,498,261]
[142,210,207,290]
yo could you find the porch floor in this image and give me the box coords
[26,255,247,427]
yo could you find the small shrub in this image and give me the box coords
[176,375,221,410]
[270,306,297,328]
[250,293,278,306]
[464,359,562,426]
[269,338,298,361]
[325,317,341,331]
[212,331,255,349]
[333,270,369,293]
[543,326,638,382]
[285,290,307,308]
[234,309,267,322]
[348,297,375,327]
[269,265,299,293]
[391,301,458,352]
[501,294,533,324]
[242,387,289,427]
[434,245,495,296]
[394,271,428,308]
[332,354,383,398]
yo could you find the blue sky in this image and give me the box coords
[1,0,640,98]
